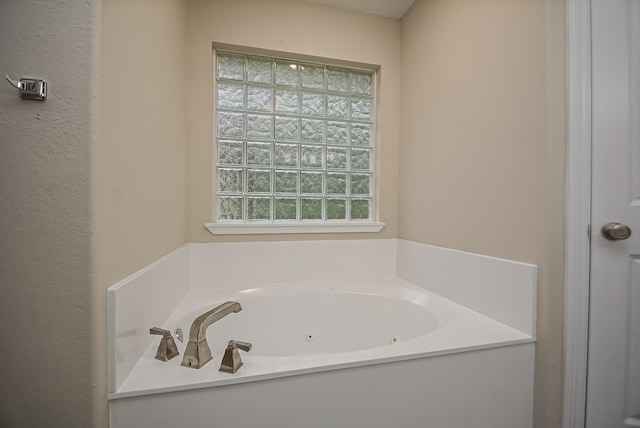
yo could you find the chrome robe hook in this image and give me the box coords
[5,75,47,100]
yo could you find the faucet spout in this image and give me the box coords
[181,301,242,369]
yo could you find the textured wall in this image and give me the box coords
[399,1,567,427]
[0,0,96,426]
[186,0,401,242]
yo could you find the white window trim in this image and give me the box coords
[208,44,384,235]
[206,221,385,235]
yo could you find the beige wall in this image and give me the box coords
[400,1,566,427]
[186,0,401,242]
[94,0,188,425]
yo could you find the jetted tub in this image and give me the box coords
[113,278,532,398]
[108,239,536,428]
[177,281,447,357]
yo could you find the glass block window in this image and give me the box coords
[215,50,375,223]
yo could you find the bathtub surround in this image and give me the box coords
[397,240,536,335]
[108,246,191,391]
[108,239,536,427]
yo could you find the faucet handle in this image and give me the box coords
[149,327,180,362]
[228,340,252,352]
[150,327,171,338]
[219,340,252,373]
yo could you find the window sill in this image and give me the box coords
[205,222,386,235]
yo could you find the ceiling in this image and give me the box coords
[302,0,416,19]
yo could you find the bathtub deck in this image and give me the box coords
[110,277,533,400]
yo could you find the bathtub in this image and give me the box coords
[109,239,536,428]
[114,278,531,399]
[179,281,446,357]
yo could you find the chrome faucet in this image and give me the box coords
[219,340,252,373]
[149,327,180,362]
[181,301,242,369]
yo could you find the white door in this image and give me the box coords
[588,0,640,426]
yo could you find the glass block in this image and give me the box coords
[301,92,325,117]
[275,62,299,87]
[275,117,299,141]
[300,145,323,168]
[247,86,272,112]
[275,170,298,193]
[274,143,298,167]
[351,123,372,145]
[247,169,271,193]
[300,171,323,194]
[327,68,348,92]
[326,121,348,144]
[301,198,322,220]
[275,198,297,220]
[218,140,243,165]
[217,83,245,110]
[247,142,271,166]
[350,173,370,195]
[217,54,244,80]
[350,199,370,220]
[217,112,244,138]
[326,147,347,169]
[247,197,271,220]
[247,57,273,84]
[301,119,324,143]
[275,90,299,113]
[218,168,243,192]
[327,95,349,118]
[351,97,372,120]
[326,198,346,220]
[246,114,273,139]
[350,148,370,170]
[351,72,372,95]
[214,52,378,224]
[326,172,346,194]
[218,196,243,220]
[301,65,324,89]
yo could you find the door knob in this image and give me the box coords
[601,222,632,240]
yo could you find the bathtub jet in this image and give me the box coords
[181,301,242,369]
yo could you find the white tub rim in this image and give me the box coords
[110,277,534,400]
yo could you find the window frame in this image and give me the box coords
[206,45,385,235]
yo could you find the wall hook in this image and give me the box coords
[5,75,21,90]
[5,75,47,101]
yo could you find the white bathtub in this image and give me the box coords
[114,277,532,399]
[109,239,536,428]
[177,281,446,357]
